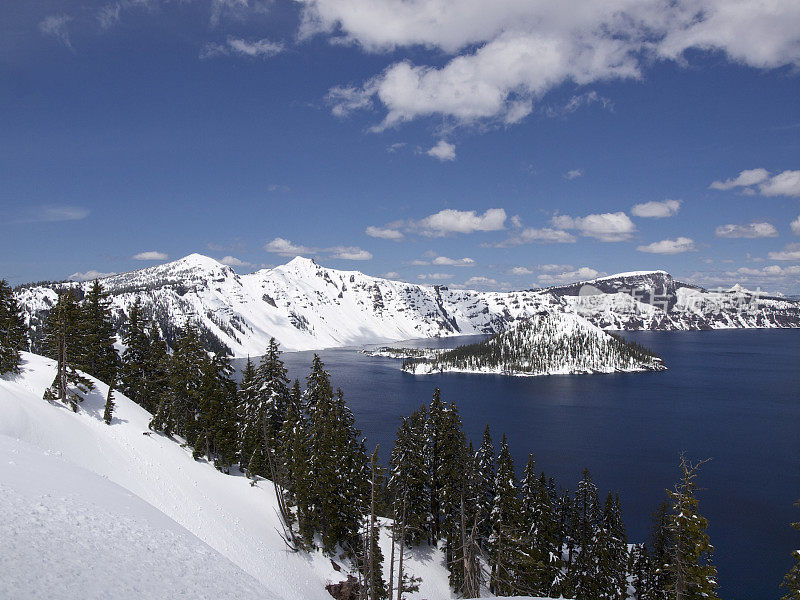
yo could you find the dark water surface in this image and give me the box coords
[237,330,800,599]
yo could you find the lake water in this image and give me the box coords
[235,329,800,599]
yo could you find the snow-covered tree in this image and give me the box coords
[0,279,27,374]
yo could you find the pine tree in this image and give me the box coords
[388,407,431,546]
[666,455,719,600]
[103,383,115,425]
[474,425,496,548]
[119,298,148,406]
[567,468,602,599]
[0,279,28,375]
[278,389,309,534]
[489,434,525,596]
[649,499,674,598]
[364,447,388,600]
[79,280,119,383]
[782,499,800,600]
[43,289,93,411]
[237,356,259,473]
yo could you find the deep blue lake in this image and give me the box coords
[237,329,800,599]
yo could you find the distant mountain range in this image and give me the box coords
[14,254,800,357]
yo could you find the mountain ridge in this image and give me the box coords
[13,254,800,357]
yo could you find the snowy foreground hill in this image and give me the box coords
[14,254,800,357]
[1,353,552,600]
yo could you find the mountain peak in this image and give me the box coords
[283,256,318,269]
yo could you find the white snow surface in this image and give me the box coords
[0,353,508,600]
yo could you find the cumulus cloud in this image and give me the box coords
[564,169,583,180]
[69,270,116,282]
[311,0,800,129]
[432,256,475,266]
[414,208,506,236]
[383,271,400,279]
[417,273,452,280]
[636,237,696,254]
[715,222,779,238]
[792,216,800,236]
[427,140,456,161]
[737,265,800,277]
[509,266,533,275]
[494,227,576,246]
[329,246,373,260]
[768,243,800,261]
[201,37,284,59]
[538,267,600,285]
[551,212,635,242]
[631,199,682,218]
[365,225,404,240]
[464,276,498,287]
[709,168,770,190]
[133,251,168,260]
[219,256,254,267]
[760,170,800,197]
[710,168,800,197]
[264,238,316,256]
[39,15,73,50]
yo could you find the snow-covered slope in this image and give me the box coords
[0,353,479,600]
[0,436,271,600]
[14,257,800,358]
[401,312,665,376]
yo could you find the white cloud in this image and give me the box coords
[415,208,506,236]
[709,168,770,190]
[537,263,574,273]
[792,216,800,236]
[28,205,90,223]
[329,246,373,260]
[715,222,778,238]
[383,271,400,279]
[710,168,800,197]
[494,227,576,246]
[464,276,498,287]
[631,199,682,218]
[760,170,800,197]
[551,212,635,242]
[133,251,168,261]
[69,270,116,282]
[564,169,583,180]
[432,256,475,267]
[39,15,73,50]
[538,267,600,285]
[509,266,533,275]
[426,140,456,161]
[311,1,800,128]
[768,243,800,261]
[201,37,284,59]
[417,273,452,280]
[737,265,800,277]
[365,225,404,240]
[264,238,316,256]
[219,256,254,267]
[636,237,696,254]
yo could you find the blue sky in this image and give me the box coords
[2,0,800,292]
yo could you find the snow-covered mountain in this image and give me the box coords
[14,255,800,357]
[548,270,800,330]
[399,312,665,376]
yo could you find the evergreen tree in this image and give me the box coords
[666,455,719,600]
[782,499,800,600]
[103,383,115,425]
[474,425,496,548]
[649,499,675,598]
[43,289,93,411]
[278,389,309,534]
[489,434,525,596]
[237,357,259,472]
[0,279,27,374]
[79,280,119,383]
[388,407,431,546]
[566,468,602,599]
[520,456,558,595]
[119,298,148,405]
